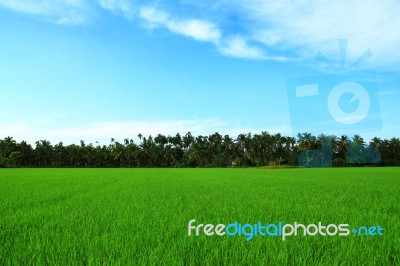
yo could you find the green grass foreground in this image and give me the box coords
[1,168,399,265]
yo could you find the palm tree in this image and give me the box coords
[35,140,53,167]
[353,135,365,146]
[235,133,251,166]
[370,137,381,149]
[189,135,208,167]
[222,134,234,166]
[183,132,194,150]
[297,132,317,152]
[113,141,126,167]
[2,131,400,168]
[390,138,400,165]
[337,135,349,161]
[0,136,17,158]
[54,142,65,167]
[347,135,367,164]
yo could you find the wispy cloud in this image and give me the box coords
[99,0,135,19]
[0,0,46,15]
[234,0,400,68]
[136,1,400,65]
[1,0,399,65]
[0,119,291,145]
[140,7,221,44]
[0,0,91,25]
[217,35,292,61]
[35,114,68,126]
[139,6,268,60]
[218,36,264,60]
[138,1,400,65]
[0,124,29,136]
[56,10,88,25]
[380,89,398,96]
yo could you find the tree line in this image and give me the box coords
[0,132,399,168]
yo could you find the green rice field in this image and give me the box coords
[1,168,399,265]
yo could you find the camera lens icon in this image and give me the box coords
[286,70,381,135]
[327,81,371,125]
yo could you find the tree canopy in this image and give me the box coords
[0,132,399,168]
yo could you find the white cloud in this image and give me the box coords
[137,1,400,65]
[0,124,29,136]
[57,10,88,25]
[139,6,270,60]
[0,0,90,24]
[218,36,265,59]
[0,0,49,15]
[233,0,400,68]
[35,114,68,126]
[217,36,291,61]
[139,2,400,64]
[380,89,398,96]
[1,0,399,65]
[99,0,134,19]
[0,119,291,145]
[140,7,221,43]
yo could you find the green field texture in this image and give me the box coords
[1,168,399,265]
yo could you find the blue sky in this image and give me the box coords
[0,0,399,144]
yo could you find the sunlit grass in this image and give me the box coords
[1,168,399,264]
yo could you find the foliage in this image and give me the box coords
[0,132,399,168]
[0,156,8,168]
